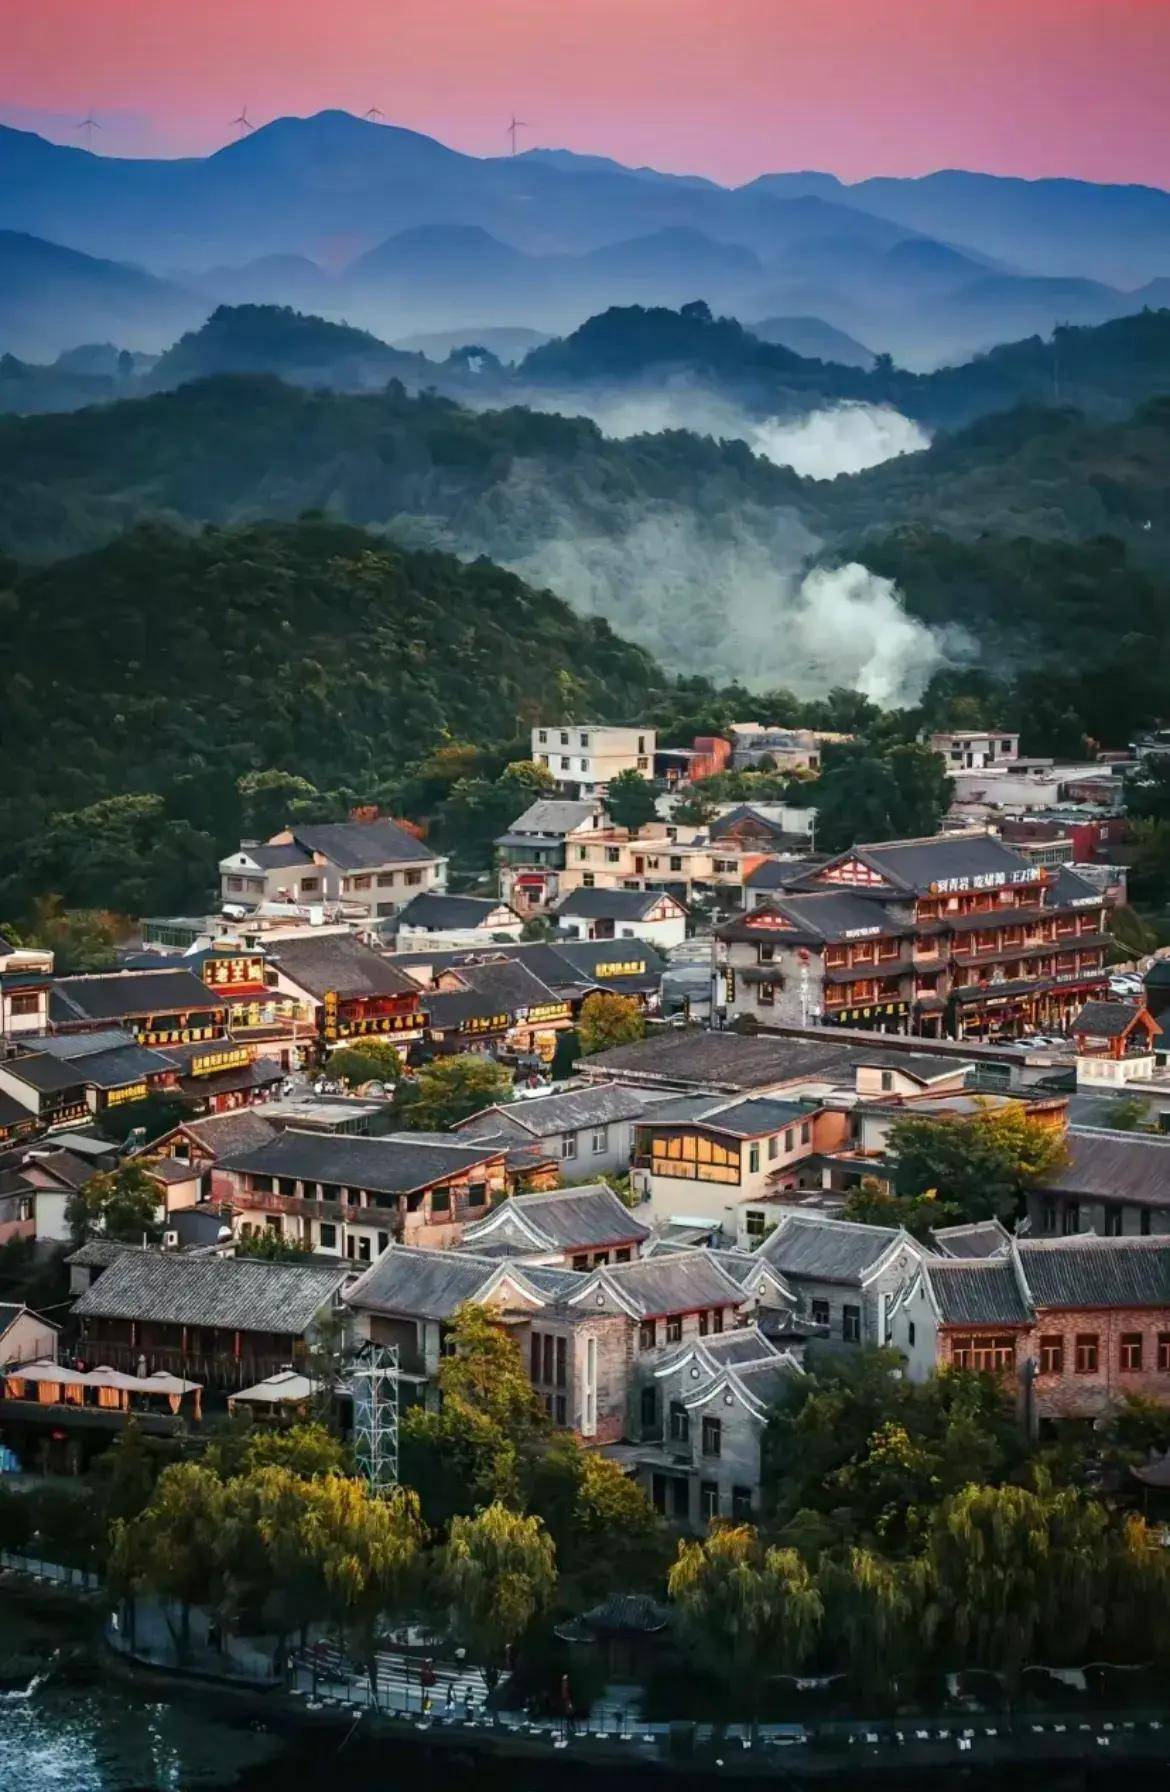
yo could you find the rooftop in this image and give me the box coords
[289,819,437,869]
[579,1029,863,1094]
[268,933,421,1001]
[758,1213,911,1284]
[577,1250,744,1320]
[222,1128,503,1195]
[923,1257,1031,1326]
[1041,1127,1170,1209]
[461,1184,651,1252]
[51,969,224,1024]
[456,1080,670,1140]
[554,887,685,921]
[73,1251,349,1333]
[499,798,597,838]
[395,892,518,931]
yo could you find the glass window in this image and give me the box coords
[748,1144,760,1174]
[768,1135,779,1159]
[1039,1335,1063,1374]
[1062,1202,1080,1235]
[744,1211,765,1238]
[700,1481,719,1520]
[1158,1332,1170,1372]
[591,1126,609,1153]
[319,1222,337,1248]
[666,1315,682,1344]
[701,1416,722,1457]
[811,1298,830,1327]
[698,1311,709,1337]
[641,1384,658,1430]
[1105,1208,1123,1237]
[1120,1333,1144,1372]
[560,1135,577,1159]
[430,1187,450,1213]
[639,1319,658,1350]
[555,1337,567,1388]
[842,1304,862,1343]
[1075,1333,1099,1374]
[669,1400,690,1443]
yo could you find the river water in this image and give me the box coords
[1,1600,1164,1792]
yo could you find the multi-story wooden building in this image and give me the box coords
[893,1236,1170,1426]
[715,833,1110,1040]
[266,932,426,1059]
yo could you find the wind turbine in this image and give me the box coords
[507,116,529,156]
[364,105,386,123]
[77,111,102,151]
[230,105,255,136]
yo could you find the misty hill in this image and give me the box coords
[394,325,550,363]
[6,112,1169,366]
[0,517,664,913]
[748,315,874,368]
[145,304,427,392]
[0,230,205,360]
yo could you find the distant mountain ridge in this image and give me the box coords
[3,111,1170,365]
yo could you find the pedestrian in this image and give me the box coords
[445,1682,455,1714]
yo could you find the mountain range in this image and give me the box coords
[3,111,1170,366]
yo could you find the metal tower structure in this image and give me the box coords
[350,1343,399,1495]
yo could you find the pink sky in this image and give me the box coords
[6,0,1169,187]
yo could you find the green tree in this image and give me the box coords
[236,769,327,839]
[23,793,216,915]
[439,760,558,868]
[887,1101,1068,1225]
[577,991,645,1056]
[234,1229,317,1262]
[524,1435,659,1596]
[921,1480,1112,1684]
[604,769,657,832]
[11,894,121,973]
[886,743,954,837]
[67,1160,164,1246]
[301,1476,425,1677]
[668,1526,822,1717]
[110,1462,228,1660]
[842,1175,960,1241]
[439,1502,556,1689]
[671,789,717,826]
[325,1039,403,1087]
[401,1055,513,1130]
[817,1545,921,1700]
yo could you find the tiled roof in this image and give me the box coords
[925,1258,1031,1325]
[427,958,562,1029]
[554,887,683,920]
[462,1184,650,1251]
[744,859,822,891]
[396,893,517,930]
[932,1219,1012,1260]
[1,1053,85,1093]
[24,1148,95,1190]
[580,1030,863,1093]
[269,934,420,1001]
[758,1213,909,1284]
[1071,1000,1147,1039]
[51,969,223,1023]
[61,1043,175,1089]
[73,1251,349,1332]
[1042,1128,1170,1209]
[343,1246,497,1320]
[807,833,1040,896]
[177,1110,280,1158]
[499,799,597,838]
[718,891,907,945]
[1019,1237,1170,1308]
[457,1081,670,1140]
[22,1028,136,1059]
[582,1250,744,1319]
[290,820,436,869]
[221,1128,501,1195]
[234,843,312,870]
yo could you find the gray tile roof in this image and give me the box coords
[1071,1000,1147,1040]
[73,1251,349,1332]
[705,1248,793,1299]
[237,842,312,870]
[1019,1237,1170,1309]
[21,1028,137,1059]
[758,1214,907,1284]
[269,934,420,1001]
[177,1110,280,1158]
[744,859,822,891]
[62,1043,175,1089]
[804,833,1039,897]
[51,969,223,1024]
[462,1184,650,1251]
[66,1240,138,1268]
[719,891,907,945]
[581,1030,863,1093]
[396,893,517,931]
[221,1128,502,1195]
[554,887,684,920]
[591,1251,744,1319]
[924,1258,1032,1325]
[291,820,436,869]
[1,1053,85,1093]
[426,958,562,1029]
[457,1081,670,1140]
[343,1245,497,1320]
[932,1219,1012,1260]
[1042,1128,1170,1209]
[24,1149,95,1190]
[500,799,597,838]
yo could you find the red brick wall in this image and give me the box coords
[1030,1307,1170,1420]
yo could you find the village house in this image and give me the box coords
[456,1080,675,1179]
[1069,999,1162,1090]
[390,892,523,947]
[556,822,771,916]
[418,956,574,1064]
[217,1127,510,1257]
[715,833,1110,1041]
[927,729,1021,771]
[531,724,655,798]
[388,938,668,1028]
[266,931,427,1059]
[0,1027,280,1129]
[70,1249,352,1391]
[343,1245,627,1436]
[629,1091,848,1236]
[1028,1127,1170,1239]
[0,933,54,1044]
[708,804,817,854]
[458,1182,652,1268]
[495,798,605,915]
[219,816,448,920]
[0,1303,59,1369]
[892,1236,1170,1426]
[756,1211,930,1348]
[728,725,829,773]
[641,1328,804,1527]
[552,886,689,950]
[49,968,230,1046]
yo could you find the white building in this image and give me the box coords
[928,730,1020,771]
[532,725,655,798]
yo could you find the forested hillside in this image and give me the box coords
[0,518,663,915]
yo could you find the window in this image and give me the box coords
[880,1070,893,1091]
[405,870,423,886]
[555,1337,566,1387]
[467,1182,487,1207]
[560,1134,577,1160]
[580,733,589,749]
[1105,1208,1123,1237]
[606,847,621,864]
[744,1210,766,1239]
[811,1298,830,1327]
[591,1126,609,1154]
[350,874,371,891]
[226,875,244,892]
[582,873,594,887]
[377,1232,390,1255]
[952,1334,1016,1372]
[758,982,775,1006]
[430,1186,450,1213]
[784,1128,794,1153]
[670,856,683,872]
[748,1144,760,1174]
[560,731,569,746]
[615,1247,631,1263]
[572,1253,589,1271]
[10,993,40,1017]
[698,1311,709,1337]
[712,1308,723,1334]
[700,1481,719,1520]
[301,876,320,893]
[1062,1202,1080,1235]
[842,1305,862,1343]
[554,1395,566,1426]
[538,730,547,743]
[1142,1209,1152,1236]
[377,872,396,887]
[1041,1200,1057,1234]
[800,1121,811,1145]
[669,1400,690,1443]
[1075,1333,1099,1374]
[666,1315,683,1344]
[731,1486,753,1520]
[639,1319,658,1351]
[641,1384,658,1431]
[1158,1333,1170,1372]
[1120,1332,1144,1372]
[319,1222,337,1248]
[907,1321,916,1347]
[1039,1335,1063,1374]
[701,1415,722,1458]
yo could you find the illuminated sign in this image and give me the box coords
[106,1081,148,1107]
[190,1046,251,1078]
[928,870,1041,895]
[322,989,339,1041]
[339,1012,424,1037]
[203,956,266,988]
[139,1023,220,1046]
[525,1002,571,1023]
[462,1012,509,1034]
[842,927,883,941]
[830,1001,909,1024]
[593,961,646,978]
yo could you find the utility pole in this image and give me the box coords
[507,116,529,156]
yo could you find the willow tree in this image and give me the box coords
[440,1502,556,1690]
[300,1476,425,1680]
[668,1524,822,1719]
[818,1545,923,1701]
[921,1481,1111,1684]
[109,1462,228,1661]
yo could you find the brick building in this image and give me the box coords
[893,1236,1170,1426]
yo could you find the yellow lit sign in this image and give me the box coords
[106,1081,148,1107]
[592,961,647,978]
[190,1046,251,1077]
